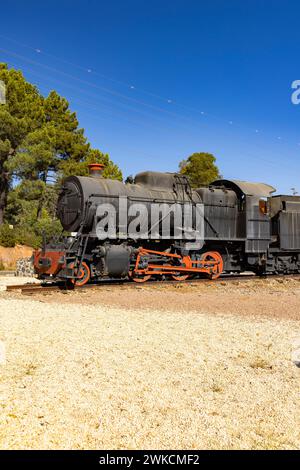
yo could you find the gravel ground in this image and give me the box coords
[17,276,300,321]
[0,279,299,449]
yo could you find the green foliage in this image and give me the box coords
[0,224,16,247]
[179,152,220,188]
[59,149,123,181]
[0,63,123,247]
[15,218,62,249]
[5,184,63,248]
[7,90,91,182]
[0,63,45,224]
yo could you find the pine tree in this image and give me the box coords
[0,64,123,227]
[0,63,44,223]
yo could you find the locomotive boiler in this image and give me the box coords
[33,163,300,285]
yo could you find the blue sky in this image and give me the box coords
[0,0,300,193]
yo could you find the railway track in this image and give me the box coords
[5,280,123,295]
[6,273,300,295]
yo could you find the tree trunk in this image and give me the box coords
[36,196,43,220]
[36,172,47,220]
[0,167,9,225]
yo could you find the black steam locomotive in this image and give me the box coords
[34,163,300,285]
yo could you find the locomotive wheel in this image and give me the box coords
[131,273,152,283]
[70,261,91,287]
[200,251,223,279]
[171,274,190,281]
[171,255,192,281]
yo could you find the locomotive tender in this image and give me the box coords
[34,163,300,285]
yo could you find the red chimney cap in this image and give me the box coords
[88,163,104,172]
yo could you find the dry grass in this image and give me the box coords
[0,295,299,450]
[0,245,33,270]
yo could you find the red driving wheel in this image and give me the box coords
[69,261,91,286]
[171,255,192,281]
[200,251,223,279]
[131,272,152,283]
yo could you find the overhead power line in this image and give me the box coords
[0,36,299,178]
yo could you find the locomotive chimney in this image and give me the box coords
[88,163,104,178]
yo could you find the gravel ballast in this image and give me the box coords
[0,287,299,449]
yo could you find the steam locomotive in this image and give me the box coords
[33,163,300,285]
